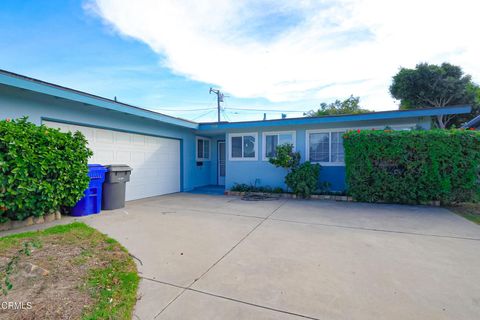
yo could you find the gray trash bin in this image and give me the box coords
[102,164,132,210]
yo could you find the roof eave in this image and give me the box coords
[198,105,472,131]
[0,71,198,130]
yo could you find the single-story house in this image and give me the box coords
[0,69,472,200]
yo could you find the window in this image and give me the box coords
[262,131,296,160]
[229,133,258,160]
[196,137,210,161]
[307,130,345,164]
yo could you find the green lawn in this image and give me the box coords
[447,203,480,225]
[0,222,139,320]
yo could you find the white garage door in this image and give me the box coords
[44,121,181,201]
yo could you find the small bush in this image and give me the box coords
[285,162,321,198]
[230,183,284,193]
[0,118,93,221]
[268,144,321,198]
[268,144,300,169]
[343,129,480,204]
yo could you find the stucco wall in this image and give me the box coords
[0,85,214,190]
[223,119,431,192]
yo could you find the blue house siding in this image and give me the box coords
[0,85,209,191]
[223,119,430,192]
[1,70,473,197]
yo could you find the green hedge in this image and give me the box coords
[343,129,480,204]
[0,118,93,222]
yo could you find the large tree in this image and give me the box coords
[389,63,479,128]
[305,95,370,117]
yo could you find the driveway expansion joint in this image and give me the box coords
[153,199,288,319]
[144,276,321,320]
[269,217,480,241]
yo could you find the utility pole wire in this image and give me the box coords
[209,88,225,123]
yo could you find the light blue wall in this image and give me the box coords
[0,85,209,191]
[223,119,431,192]
[0,83,434,193]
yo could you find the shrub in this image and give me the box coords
[0,118,93,221]
[268,144,321,198]
[268,144,300,169]
[285,162,321,198]
[343,129,480,204]
[230,183,284,194]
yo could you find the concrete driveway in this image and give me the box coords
[82,193,480,320]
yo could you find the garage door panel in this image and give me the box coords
[44,121,181,201]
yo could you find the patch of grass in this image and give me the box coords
[447,203,480,225]
[83,263,139,320]
[0,222,139,319]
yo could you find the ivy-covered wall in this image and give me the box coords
[343,129,480,204]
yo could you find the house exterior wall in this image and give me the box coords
[223,119,431,192]
[0,85,213,190]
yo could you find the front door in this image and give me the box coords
[218,140,226,185]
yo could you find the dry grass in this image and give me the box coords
[0,222,139,320]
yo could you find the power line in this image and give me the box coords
[226,107,309,113]
[150,107,215,112]
[191,109,215,121]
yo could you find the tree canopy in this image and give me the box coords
[304,95,371,117]
[389,62,479,128]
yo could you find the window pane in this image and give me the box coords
[243,135,255,158]
[265,135,278,158]
[309,133,329,162]
[197,139,204,159]
[278,133,293,145]
[204,140,209,159]
[231,137,242,158]
[331,132,344,162]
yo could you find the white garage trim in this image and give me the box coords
[43,118,182,201]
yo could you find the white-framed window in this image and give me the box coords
[306,130,345,165]
[262,131,296,160]
[196,137,210,161]
[228,132,258,161]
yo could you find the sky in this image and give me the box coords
[1,0,479,122]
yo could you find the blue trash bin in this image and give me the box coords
[71,164,107,216]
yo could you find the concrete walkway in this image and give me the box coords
[6,194,480,319]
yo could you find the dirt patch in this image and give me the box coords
[0,223,138,320]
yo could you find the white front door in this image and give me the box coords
[44,121,181,200]
[218,140,226,185]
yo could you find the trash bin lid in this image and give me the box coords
[105,164,133,172]
[88,164,107,172]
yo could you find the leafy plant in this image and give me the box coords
[0,240,42,295]
[230,183,284,194]
[285,162,321,198]
[0,117,93,221]
[268,144,300,169]
[343,129,480,204]
[268,143,321,198]
[304,95,371,117]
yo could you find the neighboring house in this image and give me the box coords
[0,70,472,200]
[463,114,480,130]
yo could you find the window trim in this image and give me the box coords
[305,124,416,166]
[262,131,296,161]
[196,136,211,161]
[228,132,258,161]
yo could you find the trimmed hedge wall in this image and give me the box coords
[0,118,93,222]
[343,129,480,204]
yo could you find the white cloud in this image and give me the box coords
[88,0,480,111]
